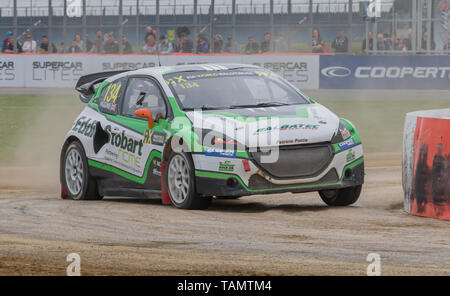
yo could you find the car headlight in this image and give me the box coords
[331,120,352,144]
[194,127,244,150]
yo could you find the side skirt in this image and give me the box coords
[100,187,161,198]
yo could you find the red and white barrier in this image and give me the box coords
[403,109,450,220]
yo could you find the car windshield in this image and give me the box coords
[164,68,309,110]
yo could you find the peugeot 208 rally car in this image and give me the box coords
[60,64,364,210]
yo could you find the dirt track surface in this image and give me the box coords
[0,152,449,276]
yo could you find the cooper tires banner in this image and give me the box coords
[320,55,450,90]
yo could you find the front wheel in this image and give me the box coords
[166,152,211,210]
[62,142,102,200]
[318,185,362,206]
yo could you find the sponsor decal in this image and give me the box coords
[104,147,142,174]
[213,137,237,145]
[143,130,166,146]
[277,138,308,145]
[105,125,144,156]
[205,148,236,158]
[255,123,319,134]
[118,148,142,170]
[72,116,96,138]
[323,66,450,79]
[321,66,352,78]
[346,149,356,162]
[99,81,123,113]
[354,67,450,79]
[32,61,83,81]
[0,61,15,81]
[105,149,118,159]
[340,127,351,140]
[338,138,356,151]
[151,159,162,176]
[218,160,235,172]
[165,75,187,85]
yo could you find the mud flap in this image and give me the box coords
[161,160,172,205]
[61,184,69,199]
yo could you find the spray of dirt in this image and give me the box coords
[0,89,83,194]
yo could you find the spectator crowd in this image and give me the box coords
[2,25,449,55]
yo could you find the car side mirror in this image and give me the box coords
[134,108,154,129]
[79,93,92,103]
[76,84,94,103]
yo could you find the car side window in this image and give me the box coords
[98,77,127,114]
[122,77,167,120]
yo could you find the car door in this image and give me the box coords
[113,76,170,190]
[93,75,134,181]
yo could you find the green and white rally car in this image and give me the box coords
[60,63,364,210]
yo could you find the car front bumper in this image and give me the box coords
[193,144,364,197]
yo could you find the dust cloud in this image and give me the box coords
[1,89,82,194]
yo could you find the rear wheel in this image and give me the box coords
[166,152,211,210]
[318,185,362,206]
[62,142,102,200]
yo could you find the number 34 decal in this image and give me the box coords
[103,82,122,103]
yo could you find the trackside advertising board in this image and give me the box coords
[0,54,319,89]
[0,55,25,87]
[320,55,450,90]
[4,54,450,90]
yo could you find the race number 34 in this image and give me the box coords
[103,83,122,103]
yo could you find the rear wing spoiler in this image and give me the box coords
[75,70,129,103]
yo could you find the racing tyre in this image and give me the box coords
[318,185,362,206]
[63,142,102,200]
[166,152,212,210]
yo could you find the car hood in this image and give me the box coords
[185,104,340,148]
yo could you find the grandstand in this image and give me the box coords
[0,0,447,54]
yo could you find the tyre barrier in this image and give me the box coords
[403,109,450,221]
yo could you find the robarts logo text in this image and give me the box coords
[321,66,450,79]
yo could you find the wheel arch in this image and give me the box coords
[162,135,193,163]
[59,135,84,186]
